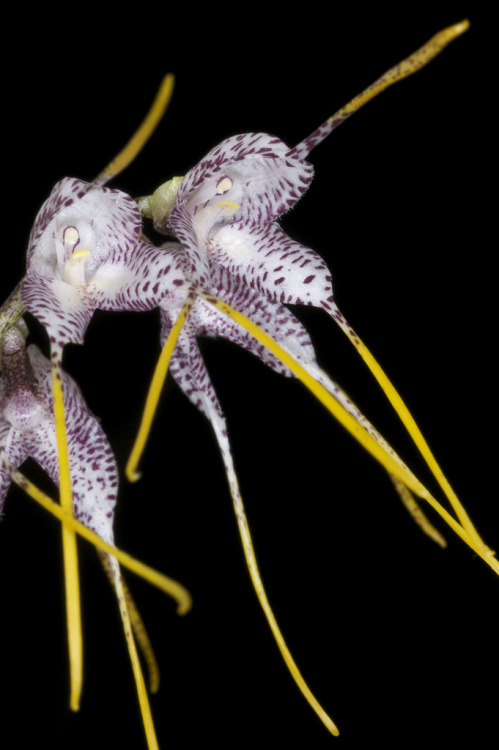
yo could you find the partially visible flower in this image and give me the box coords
[0,326,118,538]
[0,325,122,709]
[0,325,183,747]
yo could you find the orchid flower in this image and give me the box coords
[123,18,496,738]
[0,323,191,749]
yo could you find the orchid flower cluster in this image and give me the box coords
[0,20,492,749]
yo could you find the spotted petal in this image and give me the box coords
[0,341,119,541]
[158,206,211,288]
[21,274,94,347]
[209,220,334,309]
[169,264,317,380]
[90,240,190,314]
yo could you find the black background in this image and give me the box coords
[1,7,495,749]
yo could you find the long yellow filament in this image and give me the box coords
[208,414,339,735]
[113,569,160,750]
[121,577,161,695]
[329,21,469,124]
[8,455,186,748]
[195,289,499,578]
[332,316,486,549]
[126,295,194,482]
[238,514,339,734]
[51,360,83,712]
[121,599,159,749]
[7,461,192,613]
[388,473,447,548]
[94,74,175,187]
[95,549,161,749]
[98,552,161,693]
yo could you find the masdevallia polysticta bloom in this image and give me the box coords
[0,18,494,749]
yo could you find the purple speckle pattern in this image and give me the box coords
[210,220,333,308]
[0,342,118,544]
[175,132,313,222]
[21,274,94,347]
[160,265,408,474]
[288,112,350,162]
[21,178,190,348]
[0,79,438,748]
[90,240,190,313]
[164,131,337,318]
[160,265,318,418]
[26,178,141,273]
[10,94,415,560]
[14,107,409,498]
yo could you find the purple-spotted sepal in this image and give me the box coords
[0,326,118,542]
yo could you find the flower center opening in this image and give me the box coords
[186,175,240,247]
[59,226,92,286]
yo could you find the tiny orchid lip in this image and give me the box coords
[62,248,91,286]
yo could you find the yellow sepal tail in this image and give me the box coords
[7,461,192,614]
[51,360,83,712]
[94,74,175,187]
[196,289,499,578]
[126,295,194,482]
